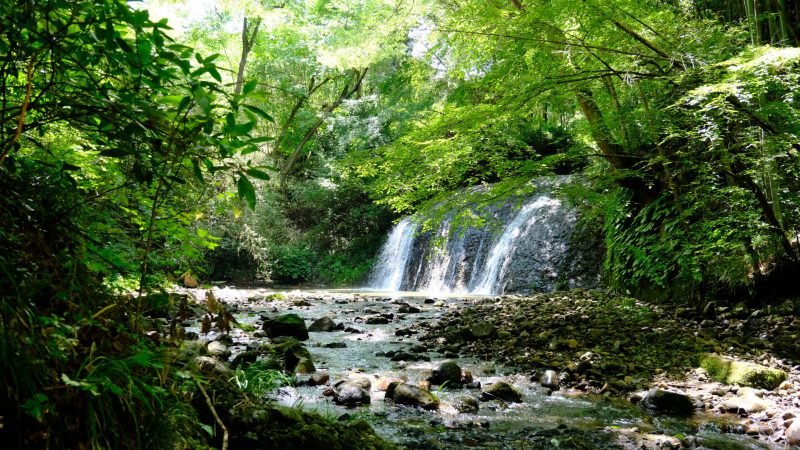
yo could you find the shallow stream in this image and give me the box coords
[190,288,779,449]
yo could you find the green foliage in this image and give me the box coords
[234,360,295,398]
[270,244,317,284]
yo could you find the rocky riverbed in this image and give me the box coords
[168,287,800,449]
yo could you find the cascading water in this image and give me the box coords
[368,218,417,290]
[470,196,561,295]
[367,177,602,295]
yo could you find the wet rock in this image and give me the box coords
[700,353,787,390]
[398,305,421,313]
[466,323,494,340]
[427,360,462,387]
[308,316,341,332]
[207,340,231,360]
[720,388,771,415]
[452,396,480,414]
[385,382,439,410]
[192,356,231,377]
[480,381,522,403]
[230,350,259,369]
[263,314,309,340]
[307,373,330,386]
[539,370,560,390]
[295,358,316,374]
[271,338,315,373]
[703,301,717,319]
[390,351,430,362]
[640,389,694,416]
[323,342,347,348]
[375,376,404,391]
[365,315,390,324]
[395,328,415,337]
[786,421,800,445]
[333,381,371,407]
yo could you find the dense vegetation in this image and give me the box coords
[1,0,799,448]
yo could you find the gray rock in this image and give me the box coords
[539,370,560,390]
[308,316,339,332]
[786,421,800,445]
[640,389,694,416]
[452,396,479,414]
[271,338,314,373]
[334,382,371,407]
[191,356,231,377]
[428,360,462,387]
[263,314,309,340]
[365,315,390,325]
[720,388,771,415]
[207,340,231,360]
[385,382,439,410]
[467,323,494,339]
[308,373,330,386]
[480,381,522,403]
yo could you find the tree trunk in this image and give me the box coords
[279,68,368,185]
[234,17,262,96]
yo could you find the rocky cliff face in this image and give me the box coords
[369,177,603,295]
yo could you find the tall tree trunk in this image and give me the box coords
[234,17,262,95]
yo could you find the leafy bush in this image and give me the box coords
[269,245,317,284]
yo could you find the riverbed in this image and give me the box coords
[184,287,789,449]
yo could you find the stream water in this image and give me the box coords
[190,288,777,449]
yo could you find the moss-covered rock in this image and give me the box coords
[264,313,309,340]
[700,354,787,390]
[265,293,288,302]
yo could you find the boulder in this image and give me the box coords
[640,389,694,416]
[365,315,390,325]
[307,373,330,387]
[271,338,315,373]
[466,323,494,340]
[427,360,462,387]
[191,356,231,377]
[264,314,309,340]
[720,388,771,415]
[308,316,340,332]
[539,370,560,390]
[786,421,800,445]
[700,354,787,390]
[333,381,371,407]
[480,381,522,403]
[385,382,440,410]
[452,396,479,414]
[207,340,231,360]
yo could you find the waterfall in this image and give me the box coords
[366,178,601,295]
[470,196,561,295]
[368,218,417,290]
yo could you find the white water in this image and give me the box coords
[368,193,566,295]
[368,218,417,290]
[470,196,561,295]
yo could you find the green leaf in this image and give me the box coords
[191,159,205,183]
[233,121,255,136]
[242,80,258,95]
[246,168,271,180]
[248,136,274,144]
[242,104,274,122]
[207,65,222,83]
[237,174,256,209]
